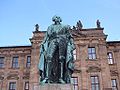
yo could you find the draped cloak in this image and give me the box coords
[38,25,75,83]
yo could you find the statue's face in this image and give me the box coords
[52,16,62,23]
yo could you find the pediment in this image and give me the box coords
[70,30,86,38]
[23,72,30,79]
[86,66,101,72]
[7,74,19,80]
[110,70,118,76]
[23,75,30,79]
[74,68,81,73]
[0,72,4,80]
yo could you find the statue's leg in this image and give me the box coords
[58,62,65,83]
[42,41,57,83]
[46,57,52,83]
[58,39,67,83]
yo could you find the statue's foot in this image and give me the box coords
[47,80,53,83]
[41,78,53,84]
[41,78,48,84]
[58,78,65,84]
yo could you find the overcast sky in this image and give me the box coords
[0,0,120,46]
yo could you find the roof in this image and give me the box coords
[107,41,120,44]
[107,41,120,46]
[0,45,31,49]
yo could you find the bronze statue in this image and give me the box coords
[76,20,83,30]
[72,26,76,30]
[38,15,75,84]
[96,19,101,28]
[35,24,39,31]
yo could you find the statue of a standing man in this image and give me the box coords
[96,19,101,28]
[38,15,75,84]
[76,20,83,30]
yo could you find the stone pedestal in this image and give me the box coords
[33,84,73,90]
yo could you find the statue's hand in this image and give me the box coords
[49,32,56,39]
[52,32,56,36]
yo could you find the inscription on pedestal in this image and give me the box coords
[34,84,73,90]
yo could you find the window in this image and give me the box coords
[91,76,100,90]
[26,56,31,68]
[12,57,19,68]
[111,79,118,90]
[88,47,96,59]
[107,52,114,64]
[71,77,78,90]
[0,57,4,68]
[73,49,76,60]
[24,82,29,90]
[9,82,16,90]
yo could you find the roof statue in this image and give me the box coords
[72,26,76,30]
[76,20,83,30]
[35,24,39,31]
[96,19,101,28]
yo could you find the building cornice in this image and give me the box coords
[0,45,31,49]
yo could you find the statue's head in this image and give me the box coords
[52,15,62,24]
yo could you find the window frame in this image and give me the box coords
[26,56,31,68]
[24,81,29,90]
[107,52,114,64]
[88,47,96,60]
[71,77,79,90]
[111,79,118,90]
[9,82,16,90]
[0,57,4,68]
[90,76,100,90]
[73,49,77,60]
[12,57,19,68]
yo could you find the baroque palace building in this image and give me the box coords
[0,23,120,90]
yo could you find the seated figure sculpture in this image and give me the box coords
[38,15,75,84]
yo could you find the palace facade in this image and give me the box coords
[0,25,120,90]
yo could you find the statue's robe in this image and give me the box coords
[38,25,75,83]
